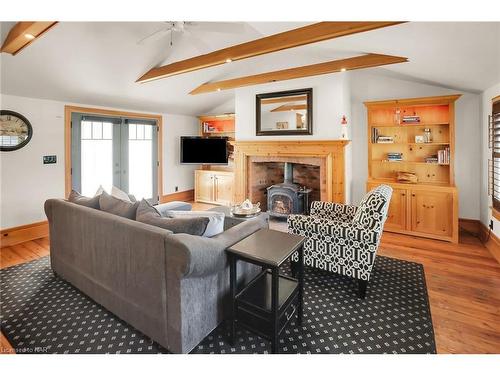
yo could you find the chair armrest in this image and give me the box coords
[287,214,379,244]
[310,201,358,222]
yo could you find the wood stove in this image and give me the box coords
[267,163,312,218]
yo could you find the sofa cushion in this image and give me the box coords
[99,191,139,219]
[164,210,225,237]
[136,199,208,236]
[68,190,100,209]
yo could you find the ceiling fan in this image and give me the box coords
[137,21,245,46]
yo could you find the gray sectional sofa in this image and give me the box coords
[44,199,268,353]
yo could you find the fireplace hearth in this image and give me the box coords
[267,163,312,218]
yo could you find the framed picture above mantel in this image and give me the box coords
[256,88,313,136]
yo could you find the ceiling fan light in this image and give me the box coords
[24,33,35,40]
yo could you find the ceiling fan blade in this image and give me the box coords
[137,27,171,45]
[188,22,247,34]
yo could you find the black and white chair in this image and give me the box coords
[287,185,393,298]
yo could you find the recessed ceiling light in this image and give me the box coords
[217,88,221,92]
[24,33,35,40]
[340,68,347,72]
[225,58,232,63]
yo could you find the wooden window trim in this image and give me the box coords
[491,96,500,217]
[493,208,500,221]
[64,105,163,199]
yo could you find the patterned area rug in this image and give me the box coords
[0,256,436,354]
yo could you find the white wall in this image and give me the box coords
[480,82,500,236]
[234,73,353,202]
[350,71,481,219]
[235,73,351,141]
[162,113,198,195]
[0,94,198,229]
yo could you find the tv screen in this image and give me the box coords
[180,136,228,164]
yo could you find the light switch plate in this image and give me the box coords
[43,155,57,164]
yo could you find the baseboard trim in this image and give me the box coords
[478,221,500,265]
[160,189,194,203]
[0,221,49,248]
[458,218,481,236]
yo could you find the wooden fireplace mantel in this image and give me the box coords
[232,140,350,204]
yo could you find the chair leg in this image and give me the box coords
[358,279,368,299]
[290,261,298,278]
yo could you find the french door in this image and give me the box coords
[71,113,159,203]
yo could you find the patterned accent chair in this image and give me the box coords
[287,185,393,298]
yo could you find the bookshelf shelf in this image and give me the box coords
[370,122,450,127]
[373,160,450,166]
[365,94,460,243]
[372,142,451,146]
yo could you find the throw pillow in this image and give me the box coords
[136,199,209,236]
[68,190,100,209]
[95,185,105,196]
[99,191,139,219]
[163,210,225,237]
[111,185,132,202]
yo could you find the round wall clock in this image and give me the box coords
[0,110,33,151]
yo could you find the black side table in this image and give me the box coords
[227,228,305,354]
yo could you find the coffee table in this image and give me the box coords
[226,228,305,354]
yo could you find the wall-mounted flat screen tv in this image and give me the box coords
[180,136,228,165]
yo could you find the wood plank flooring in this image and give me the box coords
[1,224,499,354]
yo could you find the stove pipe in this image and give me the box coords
[284,162,294,184]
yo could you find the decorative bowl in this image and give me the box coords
[230,201,261,217]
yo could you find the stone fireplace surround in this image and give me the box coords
[232,140,349,206]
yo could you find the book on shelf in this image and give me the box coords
[387,152,403,162]
[402,115,421,124]
[371,127,379,143]
[437,147,450,164]
[202,122,216,132]
[425,147,450,164]
[377,135,394,144]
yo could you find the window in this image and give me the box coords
[70,111,159,203]
[490,98,500,213]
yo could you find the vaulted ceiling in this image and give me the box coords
[1,22,499,115]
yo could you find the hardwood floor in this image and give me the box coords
[1,227,499,354]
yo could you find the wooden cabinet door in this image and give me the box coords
[195,171,214,203]
[384,188,408,231]
[368,183,407,232]
[214,173,234,205]
[410,190,453,237]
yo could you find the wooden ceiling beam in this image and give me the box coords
[136,21,404,83]
[189,54,408,95]
[1,22,58,55]
[271,104,308,112]
[261,95,307,104]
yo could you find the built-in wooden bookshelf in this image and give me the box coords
[195,113,235,205]
[198,114,235,139]
[365,95,461,243]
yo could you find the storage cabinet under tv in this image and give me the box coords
[365,95,460,243]
[195,170,234,206]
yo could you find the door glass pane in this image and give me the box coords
[128,123,154,200]
[80,121,113,196]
